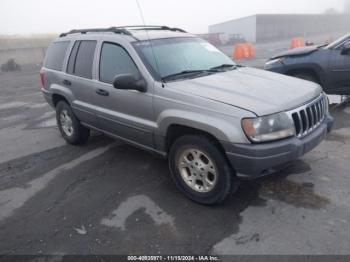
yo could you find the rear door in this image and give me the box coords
[93,41,155,148]
[63,40,98,125]
[328,40,350,94]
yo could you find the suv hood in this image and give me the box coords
[271,46,319,59]
[166,67,322,116]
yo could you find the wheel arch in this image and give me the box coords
[49,82,75,107]
[164,124,227,155]
[157,110,247,144]
[285,64,327,88]
[52,93,70,107]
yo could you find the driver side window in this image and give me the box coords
[99,42,141,84]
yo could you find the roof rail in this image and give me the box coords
[116,25,187,33]
[59,27,132,37]
[59,25,187,37]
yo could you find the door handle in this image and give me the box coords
[96,89,109,96]
[62,79,71,86]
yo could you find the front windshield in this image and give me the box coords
[133,37,235,80]
[325,34,350,49]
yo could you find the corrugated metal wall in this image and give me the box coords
[345,0,350,13]
[256,14,350,42]
[209,14,350,43]
[209,15,257,42]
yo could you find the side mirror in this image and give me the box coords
[341,41,350,55]
[113,74,147,92]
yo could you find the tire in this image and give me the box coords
[168,135,239,205]
[292,73,318,84]
[56,101,90,145]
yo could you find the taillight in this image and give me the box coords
[40,71,45,88]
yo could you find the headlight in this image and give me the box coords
[242,112,295,143]
[265,57,284,66]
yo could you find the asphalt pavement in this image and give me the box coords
[0,67,349,257]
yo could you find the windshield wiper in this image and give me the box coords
[161,65,241,82]
[161,70,212,82]
[210,64,237,71]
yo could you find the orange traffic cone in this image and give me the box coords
[233,43,250,59]
[245,43,255,57]
[233,44,243,59]
[290,37,305,49]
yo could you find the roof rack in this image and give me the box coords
[116,25,187,33]
[59,25,187,37]
[59,27,132,37]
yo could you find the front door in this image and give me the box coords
[328,40,350,95]
[92,41,155,148]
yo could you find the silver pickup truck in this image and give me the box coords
[41,26,333,204]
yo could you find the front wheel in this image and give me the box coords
[168,135,239,205]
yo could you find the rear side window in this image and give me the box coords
[99,42,140,84]
[67,40,97,79]
[44,41,69,71]
[67,41,80,74]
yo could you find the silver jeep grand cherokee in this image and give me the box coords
[41,26,333,204]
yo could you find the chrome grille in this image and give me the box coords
[288,94,328,138]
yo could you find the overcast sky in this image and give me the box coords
[0,0,346,35]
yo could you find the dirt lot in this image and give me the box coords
[0,67,350,257]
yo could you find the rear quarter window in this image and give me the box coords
[44,41,70,71]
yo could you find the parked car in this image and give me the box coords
[41,26,333,204]
[265,33,350,95]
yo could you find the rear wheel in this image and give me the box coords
[168,135,239,205]
[56,101,90,145]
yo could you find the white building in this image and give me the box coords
[209,14,350,43]
[345,0,350,13]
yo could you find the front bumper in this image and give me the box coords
[223,115,334,179]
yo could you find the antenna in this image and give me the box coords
[135,0,161,82]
